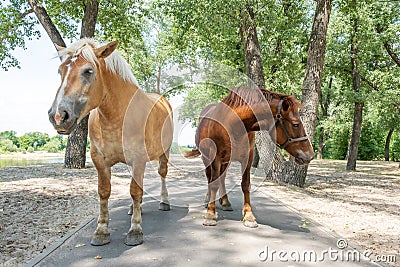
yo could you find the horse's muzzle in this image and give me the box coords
[294,152,314,165]
[48,106,78,135]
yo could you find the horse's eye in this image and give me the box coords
[293,124,299,128]
[83,68,94,75]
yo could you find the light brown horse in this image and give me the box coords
[48,39,173,246]
[185,86,314,227]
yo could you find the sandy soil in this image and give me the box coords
[0,158,399,266]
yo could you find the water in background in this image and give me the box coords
[0,156,64,168]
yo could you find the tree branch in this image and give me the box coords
[27,0,66,48]
[376,24,400,68]
[328,65,381,92]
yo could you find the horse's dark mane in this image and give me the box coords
[221,86,299,108]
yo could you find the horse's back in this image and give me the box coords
[195,102,253,163]
[146,93,173,115]
[142,93,173,158]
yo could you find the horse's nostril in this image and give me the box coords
[62,111,69,123]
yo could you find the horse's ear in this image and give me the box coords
[282,98,290,112]
[94,40,119,58]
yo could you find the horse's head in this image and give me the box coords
[272,96,314,165]
[48,39,119,134]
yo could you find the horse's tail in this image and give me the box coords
[183,149,201,158]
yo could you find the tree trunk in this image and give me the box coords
[239,5,265,89]
[346,0,362,171]
[317,77,332,159]
[239,5,274,171]
[263,0,332,186]
[64,0,99,169]
[156,65,161,94]
[317,128,324,159]
[384,128,394,161]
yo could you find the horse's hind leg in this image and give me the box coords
[241,159,258,228]
[218,163,232,211]
[91,161,112,246]
[158,152,170,211]
[204,166,211,208]
[203,161,221,226]
[125,161,145,246]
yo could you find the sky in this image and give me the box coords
[0,32,196,146]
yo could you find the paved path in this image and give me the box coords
[26,156,379,267]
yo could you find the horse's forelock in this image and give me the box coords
[58,38,139,87]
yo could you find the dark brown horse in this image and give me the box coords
[185,86,314,227]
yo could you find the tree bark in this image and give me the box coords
[263,0,332,186]
[239,5,265,89]
[346,0,362,171]
[81,0,99,38]
[317,129,324,159]
[239,5,273,170]
[384,128,394,161]
[317,76,332,159]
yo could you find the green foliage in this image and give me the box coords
[390,132,400,162]
[42,135,63,152]
[0,139,17,152]
[18,132,50,150]
[0,0,40,70]
[0,130,18,146]
[169,142,190,155]
[0,131,66,153]
[179,83,227,127]
[2,0,400,161]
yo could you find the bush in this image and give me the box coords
[42,138,62,153]
[0,139,17,152]
[169,142,190,155]
[27,146,34,153]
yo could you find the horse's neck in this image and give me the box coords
[243,100,278,132]
[97,73,143,124]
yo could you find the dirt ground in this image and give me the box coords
[0,157,399,266]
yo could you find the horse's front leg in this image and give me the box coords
[91,162,112,246]
[241,159,258,228]
[125,161,145,246]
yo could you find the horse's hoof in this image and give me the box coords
[159,202,170,211]
[242,219,258,228]
[221,205,233,211]
[203,219,217,226]
[125,230,143,246]
[91,233,110,246]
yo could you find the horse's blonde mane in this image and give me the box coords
[58,38,139,87]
